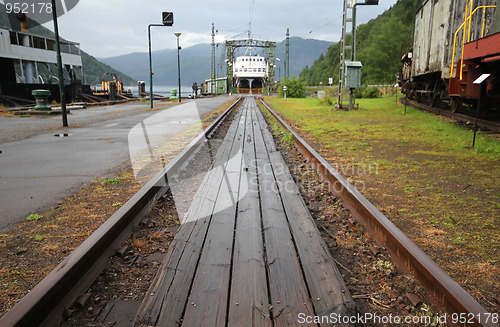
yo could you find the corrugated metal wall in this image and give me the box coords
[412,0,497,79]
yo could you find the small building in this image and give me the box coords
[201,77,227,96]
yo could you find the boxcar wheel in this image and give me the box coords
[451,97,461,113]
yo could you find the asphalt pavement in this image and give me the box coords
[0,96,236,233]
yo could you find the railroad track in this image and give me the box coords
[0,96,496,326]
[404,98,500,133]
[0,97,242,327]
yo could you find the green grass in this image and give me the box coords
[257,101,295,147]
[265,96,500,159]
[263,95,499,261]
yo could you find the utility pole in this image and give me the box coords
[336,0,378,110]
[337,0,352,110]
[51,0,67,127]
[211,23,216,95]
[285,28,290,80]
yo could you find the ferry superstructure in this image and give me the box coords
[0,23,85,105]
[233,54,268,94]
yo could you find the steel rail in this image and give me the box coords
[0,97,242,327]
[405,98,500,133]
[259,99,497,327]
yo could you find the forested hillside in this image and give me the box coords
[300,0,420,86]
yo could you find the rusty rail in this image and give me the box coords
[0,97,242,327]
[259,99,497,327]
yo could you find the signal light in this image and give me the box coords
[162,12,174,26]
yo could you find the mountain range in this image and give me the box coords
[1,4,333,87]
[99,37,334,86]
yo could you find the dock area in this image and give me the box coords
[135,97,356,326]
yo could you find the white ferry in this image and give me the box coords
[232,54,268,94]
[0,20,85,106]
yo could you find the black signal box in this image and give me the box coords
[162,12,174,26]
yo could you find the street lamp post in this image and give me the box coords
[174,32,182,103]
[276,58,282,81]
[225,59,232,95]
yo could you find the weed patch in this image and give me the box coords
[26,214,42,221]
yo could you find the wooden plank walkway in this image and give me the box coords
[135,97,356,326]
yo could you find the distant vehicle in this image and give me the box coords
[400,0,499,118]
[92,72,130,96]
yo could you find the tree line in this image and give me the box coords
[299,0,421,86]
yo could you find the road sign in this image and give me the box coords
[283,86,288,91]
[162,12,174,26]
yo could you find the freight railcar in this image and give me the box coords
[400,0,500,115]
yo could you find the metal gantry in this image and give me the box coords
[337,0,378,110]
[337,0,353,110]
[225,39,276,94]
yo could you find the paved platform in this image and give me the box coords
[135,97,356,326]
[0,96,235,233]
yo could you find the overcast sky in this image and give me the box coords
[38,0,398,58]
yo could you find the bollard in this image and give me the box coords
[109,82,117,101]
[138,81,146,98]
[32,89,51,110]
[170,88,178,99]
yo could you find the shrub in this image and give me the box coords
[278,77,305,98]
[354,86,382,98]
[318,97,334,106]
[363,86,382,98]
